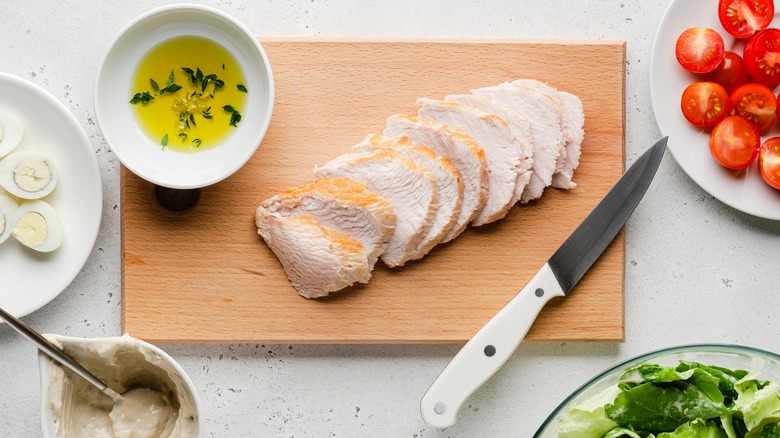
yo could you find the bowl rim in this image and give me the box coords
[534,343,780,435]
[94,3,275,189]
[37,334,204,438]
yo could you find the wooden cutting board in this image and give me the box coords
[121,38,626,344]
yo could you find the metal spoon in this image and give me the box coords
[0,306,122,402]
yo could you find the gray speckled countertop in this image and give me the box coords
[2,0,779,436]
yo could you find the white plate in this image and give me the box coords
[0,73,102,317]
[651,0,780,220]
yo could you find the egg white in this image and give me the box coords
[0,195,17,245]
[0,110,24,159]
[0,151,59,199]
[12,200,63,252]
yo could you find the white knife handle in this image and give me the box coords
[420,263,565,429]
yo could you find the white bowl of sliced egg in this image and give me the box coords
[0,128,64,253]
[0,72,102,318]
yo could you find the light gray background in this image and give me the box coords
[2,0,779,436]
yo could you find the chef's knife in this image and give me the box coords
[420,137,667,429]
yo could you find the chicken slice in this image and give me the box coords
[256,177,397,280]
[444,93,534,205]
[384,114,487,242]
[351,133,463,259]
[315,150,438,267]
[416,98,520,225]
[473,83,561,203]
[255,215,368,299]
[512,79,583,189]
[552,91,584,189]
[511,79,567,174]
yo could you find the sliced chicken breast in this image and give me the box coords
[351,133,463,259]
[256,177,397,280]
[552,91,584,189]
[473,83,562,203]
[511,79,567,174]
[256,214,368,299]
[512,79,583,189]
[315,149,438,267]
[417,98,520,225]
[444,93,534,206]
[384,114,487,242]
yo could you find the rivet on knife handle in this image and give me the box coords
[420,263,564,429]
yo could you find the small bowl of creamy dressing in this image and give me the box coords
[38,334,202,438]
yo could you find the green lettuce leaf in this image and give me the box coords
[757,421,780,437]
[655,419,728,437]
[746,418,780,438]
[734,374,780,431]
[558,386,620,438]
[678,362,749,400]
[619,363,724,404]
[605,382,729,431]
[604,427,643,438]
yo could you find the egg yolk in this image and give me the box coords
[13,211,47,247]
[14,159,51,192]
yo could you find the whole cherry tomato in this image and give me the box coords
[703,51,749,93]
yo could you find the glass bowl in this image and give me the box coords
[535,344,780,437]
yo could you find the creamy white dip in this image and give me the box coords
[42,334,198,438]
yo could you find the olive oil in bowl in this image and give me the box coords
[130,36,247,152]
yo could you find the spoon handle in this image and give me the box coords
[0,306,109,392]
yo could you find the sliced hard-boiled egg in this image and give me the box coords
[0,195,18,245]
[0,151,59,199]
[0,110,24,158]
[12,200,63,252]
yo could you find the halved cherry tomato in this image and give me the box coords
[718,0,774,38]
[759,137,780,189]
[676,28,725,73]
[710,116,761,169]
[729,83,777,131]
[703,51,750,93]
[743,28,780,87]
[681,82,730,127]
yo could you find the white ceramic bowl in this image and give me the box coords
[38,334,203,438]
[95,4,274,189]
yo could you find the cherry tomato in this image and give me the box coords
[703,51,750,93]
[680,82,730,127]
[718,0,774,39]
[759,137,780,189]
[710,116,761,169]
[744,28,780,87]
[729,83,777,131]
[675,28,725,73]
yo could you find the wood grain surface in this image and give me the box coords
[121,39,626,343]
